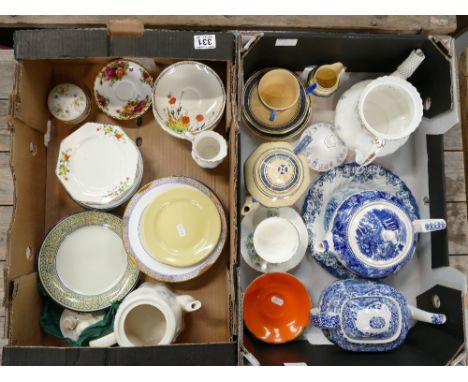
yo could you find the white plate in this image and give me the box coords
[94,60,153,120]
[240,206,308,273]
[152,61,226,140]
[123,177,227,282]
[56,122,140,207]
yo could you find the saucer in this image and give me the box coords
[38,211,139,312]
[56,122,141,208]
[48,83,90,124]
[123,177,227,282]
[245,141,310,208]
[152,61,226,140]
[94,59,153,120]
[139,186,221,267]
[241,207,308,273]
[297,122,348,172]
[243,69,310,137]
[301,162,419,279]
[243,273,311,344]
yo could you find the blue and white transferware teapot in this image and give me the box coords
[314,190,446,279]
[311,279,447,352]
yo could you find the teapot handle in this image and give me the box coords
[391,49,425,80]
[355,138,385,166]
[412,219,447,233]
[408,305,446,325]
[89,332,117,348]
[310,308,340,329]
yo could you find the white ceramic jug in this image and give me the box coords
[89,282,201,347]
[335,49,425,165]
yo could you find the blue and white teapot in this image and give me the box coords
[314,189,446,279]
[311,279,447,352]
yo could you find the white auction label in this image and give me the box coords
[194,35,216,50]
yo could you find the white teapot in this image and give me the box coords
[89,282,201,347]
[335,49,425,165]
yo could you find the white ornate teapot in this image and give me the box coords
[335,49,425,165]
[89,282,201,347]
[311,279,447,352]
[314,189,446,279]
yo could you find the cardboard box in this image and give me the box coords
[3,28,238,365]
[236,31,467,365]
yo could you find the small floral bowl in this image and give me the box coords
[48,83,91,125]
[152,61,226,140]
[93,59,154,121]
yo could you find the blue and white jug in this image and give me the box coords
[311,279,447,352]
[314,190,446,279]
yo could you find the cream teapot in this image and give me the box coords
[335,49,426,165]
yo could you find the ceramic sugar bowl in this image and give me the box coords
[89,282,201,347]
[311,279,447,352]
[315,190,447,279]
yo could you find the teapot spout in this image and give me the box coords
[408,305,446,325]
[314,239,331,253]
[176,295,202,313]
[391,49,425,80]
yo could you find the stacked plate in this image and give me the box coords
[123,177,227,282]
[56,122,143,210]
[242,69,311,140]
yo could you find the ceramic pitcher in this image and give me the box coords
[334,49,425,165]
[302,62,346,96]
[314,189,446,279]
[89,282,201,347]
[311,279,447,352]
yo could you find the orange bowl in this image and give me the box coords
[243,272,311,344]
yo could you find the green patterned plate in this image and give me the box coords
[38,211,139,312]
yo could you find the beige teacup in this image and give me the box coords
[258,69,300,121]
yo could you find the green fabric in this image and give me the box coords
[39,285,119,347]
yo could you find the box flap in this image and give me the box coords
[14,29,235,62]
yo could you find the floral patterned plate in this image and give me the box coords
[94,59,153,120]
[38,211,139,312]
[152,61,226,140]
[56,122,141,208]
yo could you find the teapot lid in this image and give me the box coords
[333,191,415,277]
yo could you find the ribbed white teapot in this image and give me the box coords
[335,49,425,165]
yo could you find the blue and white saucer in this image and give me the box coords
[301,162,419,279]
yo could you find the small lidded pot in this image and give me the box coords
[48,83,91,124]
[311,279,446,352]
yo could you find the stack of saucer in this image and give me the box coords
[56,122,143,210]
[242,68,311,140]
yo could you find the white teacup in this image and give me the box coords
[253,216,299,264]
[191,131,228,169]
[89,282,201,347]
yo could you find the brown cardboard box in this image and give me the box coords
[3,28,239,365]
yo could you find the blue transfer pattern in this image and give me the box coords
[301,162,419,280]
[257,151,300,193]
[424,221,447,231]
[431,313,445,325]
[331,191,415,279]
[311,279,410,352]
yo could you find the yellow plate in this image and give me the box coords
[140,186,221,267]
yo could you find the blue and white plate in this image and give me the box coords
[301,162,419,279]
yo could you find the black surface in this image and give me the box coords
[426,135,449,267]
[14,29,235,61]
[2,342,238,366]
[243,285,464,366]
[243,31,451,119]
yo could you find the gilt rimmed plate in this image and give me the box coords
[152,61,226,140]
[38,211,139,312]
[123,177,227,282]
[94,59,153,120]
[301,162,419,279]
[56,122,140,208]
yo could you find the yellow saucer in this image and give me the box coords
[140,186,221,267]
